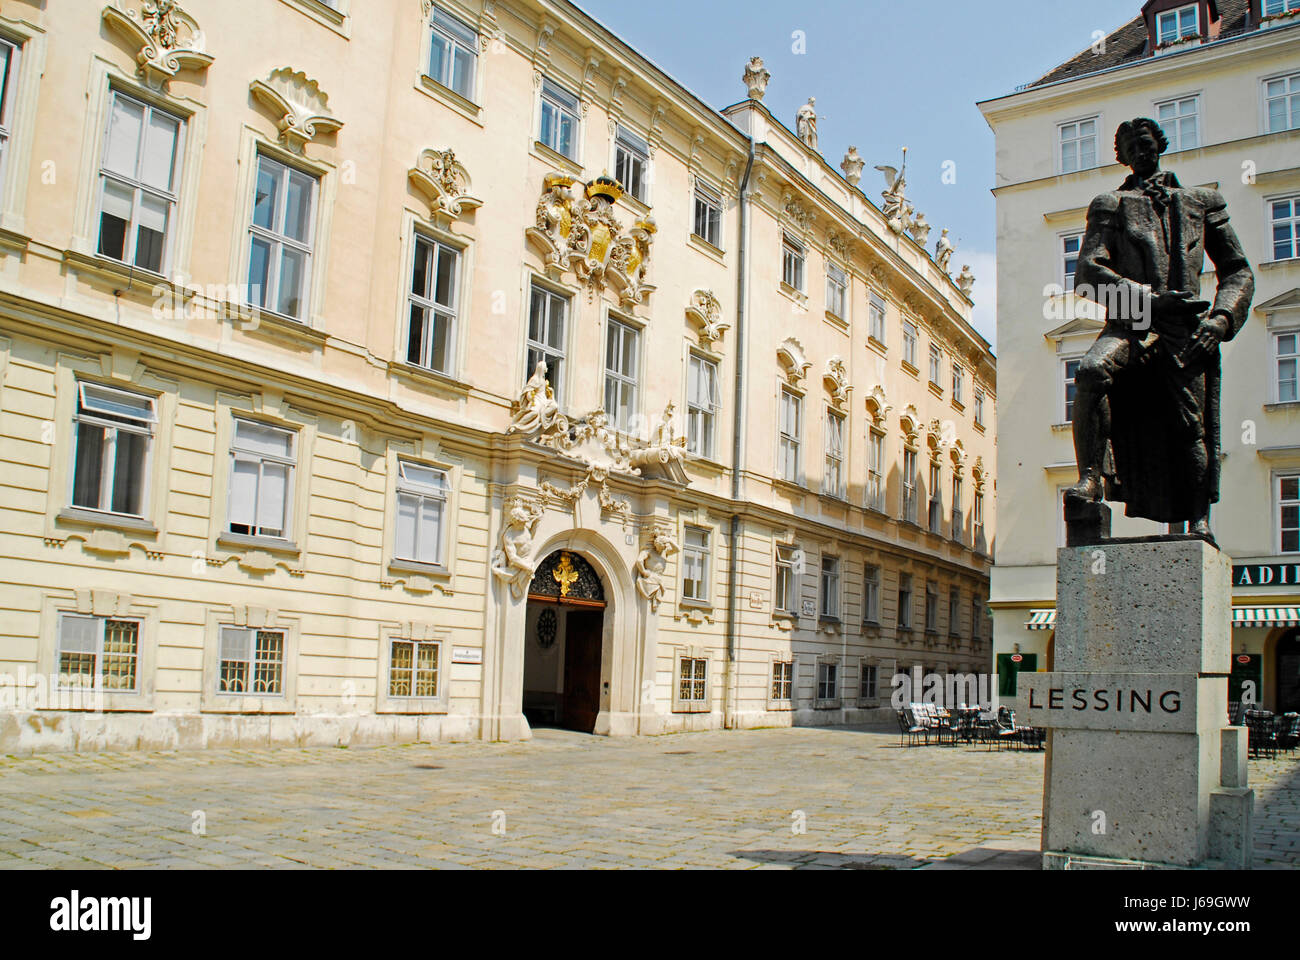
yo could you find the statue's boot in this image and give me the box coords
[1066,471,1105,504]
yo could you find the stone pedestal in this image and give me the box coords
[1016,539,1254,870]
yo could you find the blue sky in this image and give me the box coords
[575,0,1143,344]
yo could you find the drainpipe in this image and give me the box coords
[723,141,755,730]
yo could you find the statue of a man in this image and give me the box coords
[1068,118,1255,537]
[795,98,818,149]
[635,532,680,612]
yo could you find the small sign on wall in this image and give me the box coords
[452,647,482,665]
[749,592,764,610]
[801,600,817,619]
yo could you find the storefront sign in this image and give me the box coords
[1233,563,1300,588]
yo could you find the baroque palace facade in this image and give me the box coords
[0,0,995,752]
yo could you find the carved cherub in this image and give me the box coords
[635,531,680,612]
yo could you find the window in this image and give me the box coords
[863,564,881,623]
[774,545,798,615]
[1265,0,1300,15]
[1059,117,1098,174]
[247,154,318,321]
[1064,357,1082,423]
[687,354,720,458]
[779,388,802,482]
[928,463,943,533]
[71,382,156,517]
[0,37,18,186]
[1265,73,1300,134]
[97,91,182,274]
[682,527,710,604]
[820,555,840,620]
[925,583,938,634]
[902,320,918,368]
[527,284,568,400]
[395,461,448,567]
[902,447,918,523]
[1271,196,1300,262]
[782,235,806,292]
[772,660,794,701]
[1156,4,1198,46]
[693,178,722,248]
[898,573,913,629]
[859,663,878,701]
[952,364,965,405]
[228,418,296,540]
[427,5,478,100]
[1278,332,1298,403]
[56,614,139,691]
[1156,96,1199,152]
[866,430,885,512]
[1281,474,1299,553]
[869,293,887,344]
[974,387,986,428]
[952,475,964,541]
[972,598,983,641]
[614,126,649,203]
[826,262,847,319]
[539,79,579,159]
[823,410,845,498]
[603,317,640,432]
[406,235,459,375]
[948,589,960,636]
[928,343,942,386]
[218,626,285,696]
[389,639,440,698]
[678,656,707,705]
[974,491,986,544]
[1062,233,1082,291]
[817,661,838,701]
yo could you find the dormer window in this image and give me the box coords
[1156,4,1198,46]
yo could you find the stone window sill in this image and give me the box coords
[245,308,329,347]
[778,282,809,307]
[217,532,301,557]
[64,249,167,290]
[1051,422,1074,432]
[390,361,473,398]
[532,140,582,176]
[901,360,919,378]
[867,336,888,356]
[376,702,450,716]
[814,700,842,711]
[767,700,794,712]
[1263,401,1300,412]
[388,558,451,579]
[672,703,710,715]
[928,381,944,399]
[688,233,727,262]
[416,75,483,127]
[278,0,350,36]
[824,311,849,333]
[57,507,159,536]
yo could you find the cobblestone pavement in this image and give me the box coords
[0,726,1295,869]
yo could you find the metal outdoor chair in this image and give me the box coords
[1279,714,1300,755]
[897,709,929,748]
[1245,710,1278,760]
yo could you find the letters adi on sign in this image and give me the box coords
[452,647,482,665]
[1232,563,1300,587]
[1015,673,1202,734]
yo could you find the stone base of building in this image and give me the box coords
[1042,851,1234,870]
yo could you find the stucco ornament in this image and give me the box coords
[250,68,344,153]
[824,357,852,408]
[635,530,680,612]
[841,146,865,186]
[876,155,916,236]
[102,0,213,88]
[795,98,819,149]
[492,496,545,601]
[777,337,812,386]
[955,263,975,297]
[685,289,729,349]
[526,174,657,307]
[408,147,482,223]
[508,361,566,437]
[744,56,771,101]
[935,229,955,273]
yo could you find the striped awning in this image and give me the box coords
[1025,609,1057,631]
[1233,607,1300,629]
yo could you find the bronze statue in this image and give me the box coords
[1067,118,1254,540]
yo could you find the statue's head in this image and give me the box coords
[1114,118,1169,178]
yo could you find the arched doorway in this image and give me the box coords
[1276,630,1300,714]
[522,551,607,733]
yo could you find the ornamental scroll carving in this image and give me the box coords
[249,68,344,153]
[685,290,729,350]
[409,148,482,223]
[102,0,214,87]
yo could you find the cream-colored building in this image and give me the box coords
[980,0,1300,710]
[0,0,995,753]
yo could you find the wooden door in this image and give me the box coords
[562,610,603,733]
[1277,633,1300,714]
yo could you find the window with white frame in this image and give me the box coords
[902,320,918,368]
[1064,357,1082,422]
[774,545,798,615]
[0,37,19,186]
[974,490,985,544]
[678,655,707,705]
[952,364,965,405]
[817,661,838,701]
[603,317,640,432]
[1265,0,1300,16]
[228,418,296,540]
[1156,95,1199,152]
[682,527,710,604]
[395,461,448,567]
[406,235,459,375]
[771,660,794,701]
[902,446,918,523]
[56,614,139,691]
[1271,196,1300,262]
[826,262,847,319]
[974,387,986,427]
[687,353,719,459]
[1059,117,1098,174]
[925,582,939,633]
[1062,233,1082,291]
[218,626,285,696]
[869,292,887,344]
[948,588,960,636]
[614,125,649,203]
[820,555,841,620]
[867,429,885,512]
[388,638,440,698]
[427,5,478,101]
[1266,73,1300,134]
[928,462,943,533]
[928,343,942,386]
[863,564,881,623]
[952,474,964,540]
[97,90,182,274]
[693,178,722,247]
[782,234,806,292]
[1156,4,1199,45]
[859,662,878,700]
[71,382,156,517]
[1278,331,1298,403]
[539,78,579,159]
[527,283,568,399]
[898,573,913,629]
[247,153,318,321]
[778,387,802,482]
[1280,474,1299,553]
[823,409,845,498]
